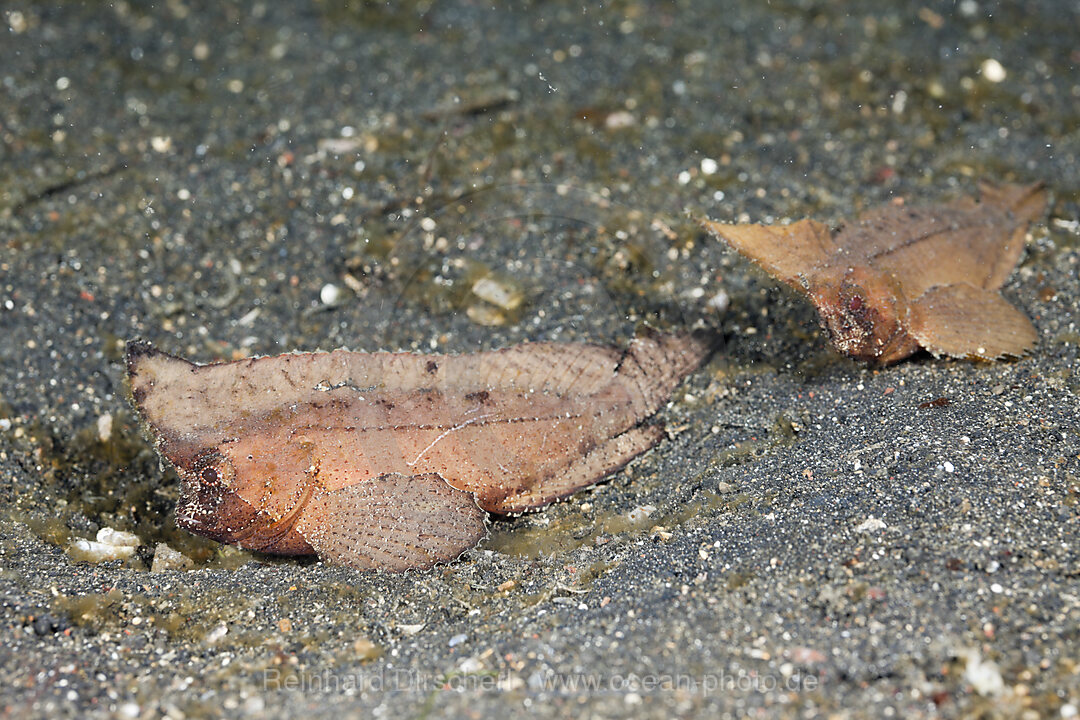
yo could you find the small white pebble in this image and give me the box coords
[244,698,266,715]
[854,516,887,533]
[204,623,228,644]
[151,543,193,573]
[458,657,484,673]
[980,58,1006,83]
[627,505,656,523]
[677,170,691,185]
[707,289,729,312]
[943,461,955,473]
[604,110,636,129]
[700,157,719,175]
[236,307,260,326]
[8,11,28,33]
[472,276,523,311]
[419,217,437,232]
[964,650,1004,696]
[97,413,113,443]
[320,283,342,306]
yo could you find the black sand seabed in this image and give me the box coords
[1,2,1077,718]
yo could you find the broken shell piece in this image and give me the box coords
[471,275,524,311]
[627,504,657,523]
[67,540,136,563]
[465,303,508,326]
[67,527,141,563]
[97,412,113,443]
[97,527,140,547]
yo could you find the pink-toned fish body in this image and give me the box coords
[127,330,711,570]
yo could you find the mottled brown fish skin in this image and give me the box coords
[125,330,713,570]
[806,266,922,365]
[702,181,1046,365]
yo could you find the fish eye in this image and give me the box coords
[190,450,236,488]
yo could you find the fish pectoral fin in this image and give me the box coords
[295,473,488,572]
[905,283,1037,360]
[702,218,837,290]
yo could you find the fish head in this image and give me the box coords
[808,266,917,364]
[171,446,253,543]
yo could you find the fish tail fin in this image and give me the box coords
[615,327,718,418]
[978,181,1048,225]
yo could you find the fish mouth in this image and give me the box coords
[173,474,233,540]
[174,501,204,530]
[174,496,214,534]
[174,500,239,544]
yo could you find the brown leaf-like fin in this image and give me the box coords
[488,425,665,514]
[295,472,487,571]
[905,284,1038,360]
[975,181,1048,290]
[701,218,837,290]
[616,328,716,420]
[126,340,221,445]
[855,206,1008,296]
[126,340,193,414]
[976,181,1048,227]
[858,182,1047,296]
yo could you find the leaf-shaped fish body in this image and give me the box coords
[126,330,712,570]
[702,182,1046,365]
